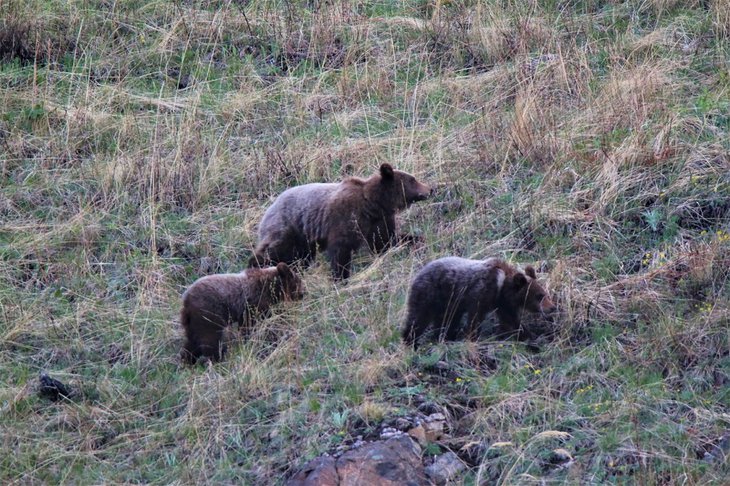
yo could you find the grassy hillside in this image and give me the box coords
[1,0,728,484]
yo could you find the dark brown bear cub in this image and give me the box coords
[250,163,431,280]
[180,262,304,363]
[402,257,556,349]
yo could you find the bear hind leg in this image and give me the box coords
[290,234,317,268]
[258,231,314,269]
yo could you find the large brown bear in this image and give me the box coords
[249,163,431,280]
[401,257,556,349]
[179,262,304,363]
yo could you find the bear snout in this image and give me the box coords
[413,183,432,201]
[541,297,557,315]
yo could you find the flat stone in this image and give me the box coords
[337,435,426,486]
[380,427,402,440]
[423,414,446,442]
[287,456,338,486]
[425,412,446,422]
[417,401,443,415]
[407,425,427,445]
[424,451,466,485]
[395,417,413,431]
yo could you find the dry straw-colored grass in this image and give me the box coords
[1,0,729,484]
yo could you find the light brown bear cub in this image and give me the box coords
[250,163,431,280]
[180,263,304,363]
[402,257,556,349]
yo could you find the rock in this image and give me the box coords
[458,440,487,466]
[408,413,446,445]
[417,401,443,415]
[395,417,414,431]
[423,422,444,442]
[38,372,72,401]
[335,437,365,456]
[287,456,338,486]
[408,425,427,445]
[424,451,466,485]
[548,448,574,468]
[423,413,446,442]
[336,435,426,486]
[412,394,428,406]
[379,427,402,440]
[289,435,426,486]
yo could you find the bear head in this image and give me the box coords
[366,163,431,211]
[505,266,556,316]
[276,262,305,301]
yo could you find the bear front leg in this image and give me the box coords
[402,308,434,350]
[328,244,354,280]
[368,217,397,254]
[496,308,522,340]
[464,308,487,342]
[289,233,317,267]
[193,322,227,362]
[180,340,199,364]
[401,315,419,347]
[443,309,466,342]
[515,324,536,342]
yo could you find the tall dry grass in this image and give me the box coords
[0,0,728,484]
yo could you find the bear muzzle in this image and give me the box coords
[540,297,557,315]
[411,184,432,202]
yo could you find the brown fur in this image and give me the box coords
[179,262,304,363]
[250,163,431,279]
[401,257,556,349]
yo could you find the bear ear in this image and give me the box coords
[276,262,293,279]
[513,272,528,289]
[380,163,394,180]
[525,266,537,279]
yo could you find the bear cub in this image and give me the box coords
[180,262,304,363]
[250,163,431,280]
[402,257,556,349]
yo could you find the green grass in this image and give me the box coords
[1,0,729,484]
